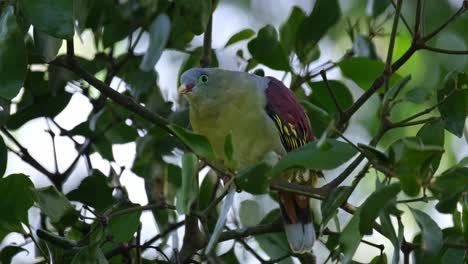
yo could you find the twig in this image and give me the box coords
[135,223,142,264]
[320,70,343,115]
[45,119,59,175]
[390,116,441,129]
[390,0,413,36]
[200,1,214,68]
[108,203,176,220]
[421,5,466,42]
[236,239,266,263]
[421,45,468,55]
[414,0,423,35]
[384,0,403,93]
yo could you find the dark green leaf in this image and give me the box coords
[0,98,10,126]
[239,199,262,227]
[225,29,255,47]
[0,136,7,177]
[199,170,218,211]
[255,209,293,264]
[0,6,28,100]
[0,245,27,263]
[102,11,130,48]
[107,204,141,243]
[19,0,74,39]
[410,208,443,257]
[339,57,401,91]
[280,6,306,54]
[321,186,352,227]
[352,35,378,59]
[235,161,272,195]
[391,137,444,196]
[178,0,212,35]
[431,167,468,213]
[437,72,467,137]
[339,207,363,263]
[367,0,391,17]
[33,29,63,62]
[67,171,114,212]
[120,56,158,99]
[0,174,34,241]
[271,139,357,176]
[308,80,353,116]
[358,144,391,166]
[300,100,332,137]
[176,153,199,214]
[462,195,468,241]
[168,124,216,161]
[36,228,77,249]
[296,0,341,49]
[219,249,238,263]
[32,185,78,227]
[383,75,412,104]
[71,245,108,264]
[74,0,94,35]
[140,14,171,72]
[359,183,400,235]
[104,123,139,144]
[247,25,290,71]
[92,136,114,161]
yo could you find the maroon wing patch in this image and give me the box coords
[265,77,314,151]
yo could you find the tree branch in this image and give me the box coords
[421,45,468,55]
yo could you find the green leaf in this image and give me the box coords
[36,228,77,249]
[437,72,467,137]
[219,249,238,263]
[0,6,28,100]
[0,136,7,177]
[352,35,378,59]
[366,0,391,17]
[19,0,74,39]
[0,174,34,241]
[107,204,141,243]
[383,75,412,104]
[339,57,401,91]
[296,0,341,49]
[32,185,78,227]
[321,186,352,228]
[462,195,468,241]
[176,153,199,214]
[431,167,468,213]
[225,29,255,47]
[0,245,27,263]
[255,209,293,264]
[410,208,443,257]
[71,245,108,264]
[168,124,216,161]
[140,14,171,72]
[391,137,444,196]
[178,0,212,35]
[300,100,332,137]
[33,29,63,62]
[358,144,391,166]
[359,183,401,235]
[120,56,158,99]
[339,207,363,263]
[280,6,306,54]
[235,161,272,195]
[271,139,357,176]
[104,123,139,144]
[73,0,93,36]
[308,80,353,116]
[67,171,114,212]
[239,199,262,227]
[199,170,218,211]
[247,25,290,71]
[0,98,10,126]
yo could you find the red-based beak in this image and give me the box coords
[178,83,194,94]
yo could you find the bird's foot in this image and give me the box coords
[222,175,241,193]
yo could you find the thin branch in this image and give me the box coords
[421,4,466,42]
[200,1,214,68]
[390,0,414,36]
[421,45,468,55]
[414,0,423,35]
[108,203,176,220]
[1,127,56,180]
[384,0,403,93]
[390,116,441,129]
[236,239,267,263]
[320,70,343,115]
[135,223,142,264]
[45,119,59,175]
[396,196,435,203]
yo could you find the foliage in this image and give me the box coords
[0,0,467,263]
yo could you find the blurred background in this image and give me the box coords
[2,0,467,262]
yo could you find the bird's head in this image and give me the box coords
[179,68,266,105]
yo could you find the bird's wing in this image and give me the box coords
[264,77,314,151]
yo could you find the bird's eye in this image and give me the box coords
[199,74,209,83]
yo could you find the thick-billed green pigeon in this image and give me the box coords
[179,68,319,253]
